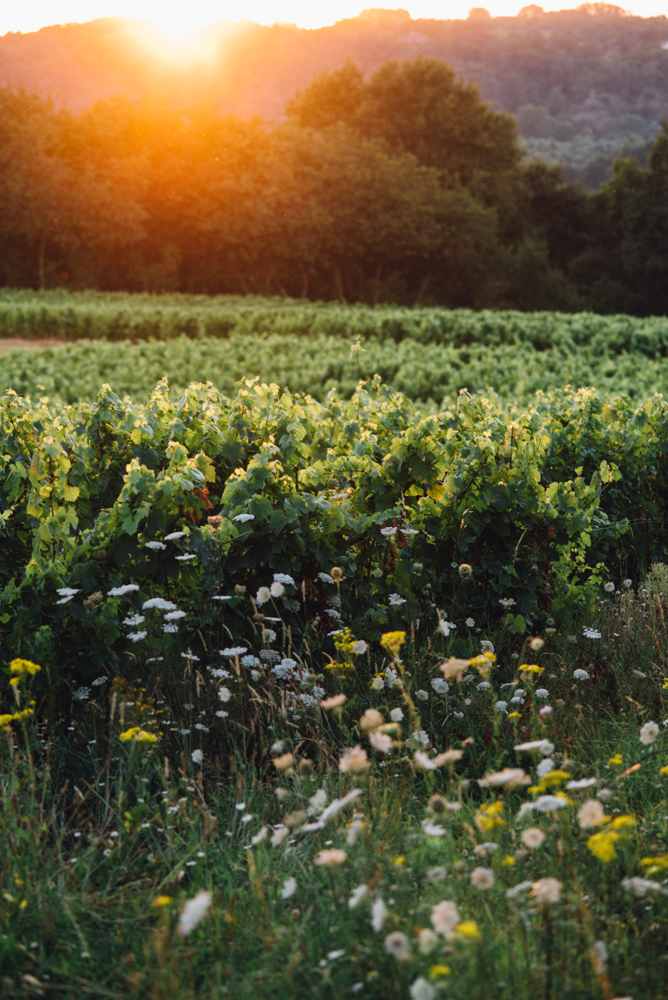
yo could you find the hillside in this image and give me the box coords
[1,5,668,184]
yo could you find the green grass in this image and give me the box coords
[2,580,668,1000]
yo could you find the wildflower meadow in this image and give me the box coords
[1,311,667,999]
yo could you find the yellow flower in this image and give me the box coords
[640,854,668,874]
[483,651,497,664]
[9,658,41,675]
[135,730,158,744]
[587,829,620,863]
[380,631,406,658]
[502,855,517,865]
[120,727,157,744]
[518,663,544,675]
[455,920,480,939]
[0,714,14,727]
[531,769,571,795]
[429,964,451,978]
[333,628,356,656]
[474,800,505,833]
[392,856,406,865]
[325,659,355,675]
[9,678,19,687]
[508,712,521,719]
[608,754,623,766]
[152,895,173,908]
[609,815,636,831]
[660,766,668,776]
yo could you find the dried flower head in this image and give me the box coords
[531,878,562,906]
[577,799,607,829]
[470,867,495,890]
[521,827,546,849]
[640,721,660,745]
[440,657,471,681]
[385,931,411,959]
[272,753,295,771]
[314,848,347,867]
[339,746,369,774]
[430,900,460,938]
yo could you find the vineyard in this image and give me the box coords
[3,290,668,405]
[1,292,667,999]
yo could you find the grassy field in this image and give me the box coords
[1,291,667,999]
[2,582,668,1000]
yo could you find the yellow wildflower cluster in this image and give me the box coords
[119,727,159,744]
[518,663,544,676]
[470,653,496,678]
[9,659,41,676]
[587,815,636,862]
[528,769,571,795]
[455,920,480,939]
[333,628,356,657]
[474,800,505,833]
[380,631,406,659]
[640,854,668,875]
[0,705,35,728]
[325,659,355,675]
[608,753,623,766]
[429,965,451,978]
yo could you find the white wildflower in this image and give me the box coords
[533,795,569,813]
[388,594,406,606]
[108,584,140,597]
[348,884,368,909]
[470,867,495,890]
[143,598,176,611]
[177,890,211,937]
[280,877,297,900]
[640,721,660,745]
[233,513,254,523]
[144,541,166,551]
[410,978,436,1000]
[430,900,459,938]
[371,896,387,932]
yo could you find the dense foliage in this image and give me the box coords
[2,374,668,715]
[3,3,668,187]
[1,56,667,313]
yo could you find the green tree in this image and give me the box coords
[287,56,521,189]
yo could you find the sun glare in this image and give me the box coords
[125,18,227,64]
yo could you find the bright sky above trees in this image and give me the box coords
[2,0,667,38]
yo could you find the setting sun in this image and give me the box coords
[123,19,233,64]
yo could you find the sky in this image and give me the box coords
[1,0,667,39]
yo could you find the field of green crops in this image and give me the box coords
[1,291,667,1000]
[2,290,668,405]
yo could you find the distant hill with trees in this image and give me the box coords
[1,4,668,185]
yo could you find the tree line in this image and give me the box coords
[1,56,667,314]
